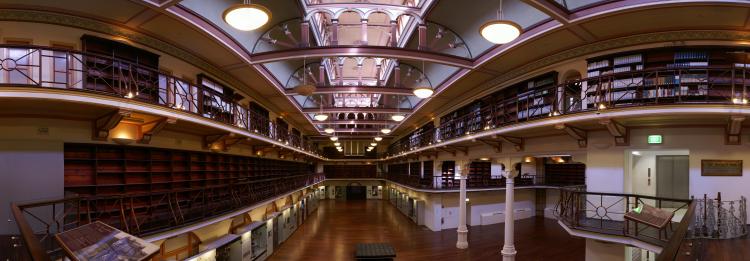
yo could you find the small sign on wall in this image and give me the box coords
[701,160,743,176]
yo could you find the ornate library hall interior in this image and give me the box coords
[1,0,750,260]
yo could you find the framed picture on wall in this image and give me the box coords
[701,160,742,176]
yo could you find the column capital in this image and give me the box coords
[502,170,518,179]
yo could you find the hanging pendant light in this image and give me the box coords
[330,136,338,141]
[334,142,341,146]
[324,127,335,134]
[314,114,329,121]
[294,57,316,96]
[391,114,405,122]
[314,94,328,121]
[223,0,271,31]
[480,0,522,44]
[374,136,383,142]
[413,61,433,98]
[370,143,378,147]
[381,128,392,134]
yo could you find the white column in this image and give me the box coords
[502,170,519,260]
[456,172,469,249]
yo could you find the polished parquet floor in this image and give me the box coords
[268,199,585,261]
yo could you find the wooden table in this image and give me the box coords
[355,243,396,260]
[624,204,674,240]
[54,221,159,261]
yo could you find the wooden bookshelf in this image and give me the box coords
[467,161,491,187]
[64,143,316,233]
[544,163,586,186]
[585,47,748,107]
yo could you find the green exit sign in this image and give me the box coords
[647,135,663,144]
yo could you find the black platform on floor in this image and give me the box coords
[355,243,396,260]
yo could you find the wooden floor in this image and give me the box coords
[268,200,585,261]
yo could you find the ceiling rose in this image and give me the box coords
[223,2,271,31]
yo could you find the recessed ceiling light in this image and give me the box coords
[222,2,271,31]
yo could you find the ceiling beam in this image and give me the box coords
[250,46,474,69]
[522,0,571,23]
[285,86,415,95]
[301,107,413,113]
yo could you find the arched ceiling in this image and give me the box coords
[2,0,750,142]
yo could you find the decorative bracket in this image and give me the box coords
[726,115,745,145]
[476,138,502,152]
[496,135,524,151]
[599,119,629,146]
[139,118,177,144]
[92,109,131,140]
[204,133,244,151]
[445,145,468,156]
[554,123,587,148]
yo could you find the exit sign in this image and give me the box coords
[647,135,663,144]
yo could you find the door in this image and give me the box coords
[346,186,367,200]
[656,155,689,207]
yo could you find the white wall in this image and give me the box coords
[585,239,625,261]
[629,150,689,197]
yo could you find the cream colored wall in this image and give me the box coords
[585,239,625,261]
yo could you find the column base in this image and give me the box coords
[456,227,469,249]
[501,245,517,261]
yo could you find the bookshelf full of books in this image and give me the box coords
[585,47,745,107]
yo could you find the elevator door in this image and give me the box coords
[656,155,689,206]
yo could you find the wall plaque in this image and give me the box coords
[701,160,742,176]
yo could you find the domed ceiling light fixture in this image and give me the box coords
[391,114,405,122]
[324,127,335,134]
[330,136,339,141]
[381,128,392,134]
[374,137,383,142]
[223,0,271,31]
[480,0,522,44]
[412,61,434,99]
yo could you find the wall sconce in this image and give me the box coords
[112,137,135,145]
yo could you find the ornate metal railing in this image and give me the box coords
[690,193,747,239]
[0,44,319,155]
[384,173,585,190]
[555,189,695,257]
[9,173,324,261]
[389,66,749,155]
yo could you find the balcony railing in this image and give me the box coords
[9,173,324,261]
[555,188,696,260]
[383,173,585,190]
[389,66,750,155]
[0,44,319,155]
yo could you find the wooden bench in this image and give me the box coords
[624,204,674,240]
